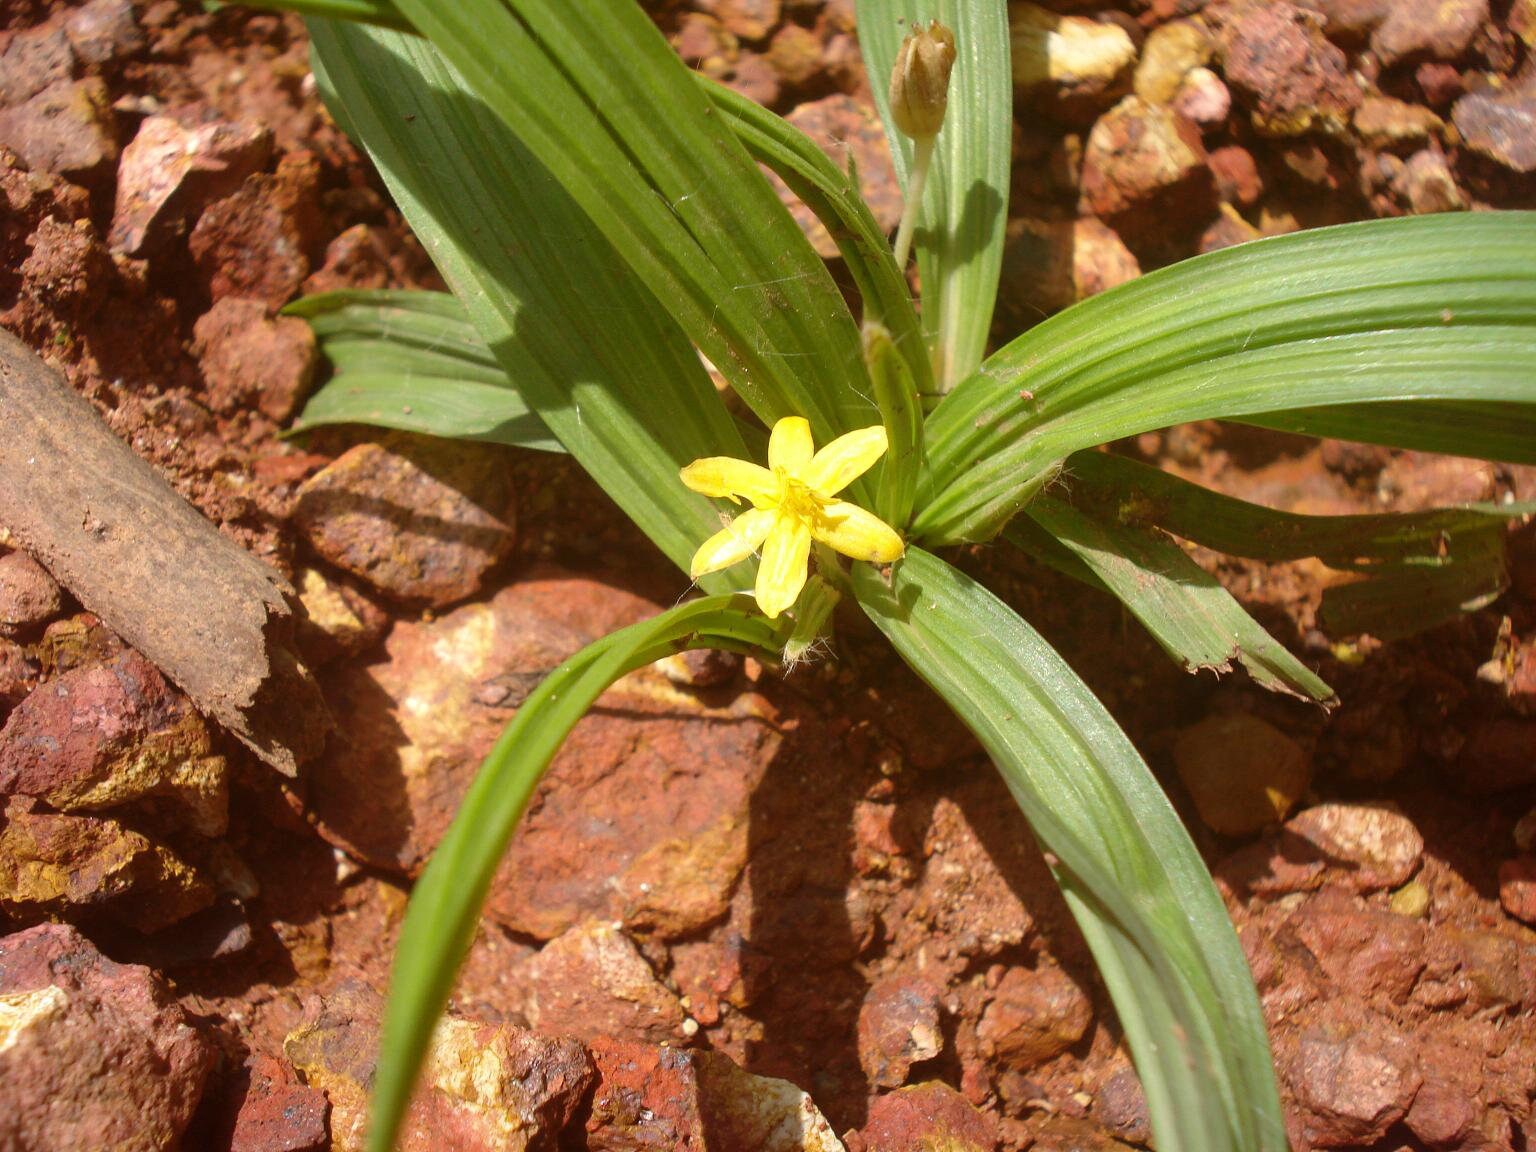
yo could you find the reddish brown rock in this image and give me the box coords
[976,964,1092,1070]
[911,792,1037,959]
[0,77,117,181]
[1285,999,1421,1146]
[0,923,215,1150]
[228,1053,329,1152]
[1029,1117,1138,1151]
[0,648,229,836]
[0,795,215,931]
[857,973,944,1088]
[310,572,777,940]
[189,151,321,309]
[526,921,690,1046]
[726,52,781,107]
[1220,3,1361,137]
[1200,202,1263,252]
[1000,215,1141,319]
[780,94,900,258]
[301,222,406,296]
[1354,95,1444,149]
[285,981,593,1152]
[0,24,76,107]
[674,12,738,81]
[697,0,780,41]
[292,432,515,608]
[1091,1066,1151,1146]
[766,23,823,89]
[0,637,32,715]
[1289,891,1427,1003]
[585,1038,843,1152]
[1079,96,1214,238]
[1284,803,1424,892]
[1413,926,1525,1014]
[63,0,144,66]
[1403,1048,1479,1148]
[1453,90,1536,174]
[852,1081,998,1152]
[1499,855,1536,926]
[1392,147,1467,214]
[1209,143,1264,205]
[109,114,272,256]
[17,214,114,316]
[1454,717,1536,794]
[192,296,317,422]
[1371,0,1487,66]
[0,548,63,636]
[1377,450,1495,506]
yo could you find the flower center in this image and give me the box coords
[773,467,829,524]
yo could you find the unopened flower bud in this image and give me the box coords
[889,20,956,140]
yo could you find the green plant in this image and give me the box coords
[244,1,1536,1148]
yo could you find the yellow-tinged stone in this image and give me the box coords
[1134,18,1214,104]
[0,986,69,1056]
[1012,2,1136,105]
[1173,712,1312,836]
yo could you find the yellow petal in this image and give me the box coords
[768,416,814,473]
[754,515,812,619]
[690,508,776,580]
[811,500,905,563]
[680,457,777,507]
[804,425,888,496]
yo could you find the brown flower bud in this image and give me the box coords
[889,20,957,140]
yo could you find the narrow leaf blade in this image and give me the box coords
[1022,496,1334,702]
[919,213,1536,543]
[367,596,785,1152]
[854,549,1286,1152]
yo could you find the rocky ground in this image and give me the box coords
[2,0,1536,1149]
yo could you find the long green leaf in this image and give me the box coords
[700,77,935,405]
[1249,400,1536,464]
[367,595,787,1152]
[308,21,743,585]
[388,0,874,450]
[918,213,1536,543]
[1062,450,1529,569]
[859,0,1011,390]
[287,290,562,450]
[854,549,1286,1152]
[1022,497,1335,702]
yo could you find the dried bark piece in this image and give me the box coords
[0,329,328,774]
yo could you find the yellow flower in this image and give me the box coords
[681,416,905,618]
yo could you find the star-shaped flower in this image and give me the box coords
[681,416,905,618]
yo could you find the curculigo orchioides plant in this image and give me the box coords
[232,0,1536,1148]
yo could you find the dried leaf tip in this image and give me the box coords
[889,20,956,140]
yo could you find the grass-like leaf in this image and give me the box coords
[1063,450,1530,570]
[701,77,935,405]
[386,0,875,452]
[919,213,1536,543]
[854,548,1287,1152]
[309,20,745,585]
[287,290,562,451]
[365,594,787,1152]
[1021,496,1335,702]
[1251,400,1536,464]
[859,0,1011,390]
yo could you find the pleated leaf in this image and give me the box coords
[854,548,1287,1152]
[308,20,743,585]
[287,290,562,451]
[859,0,1012,390]
[388,0,874,450]
[1022,496,1335,702]
[919,213,1536,544]
[365,595,787,1152]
